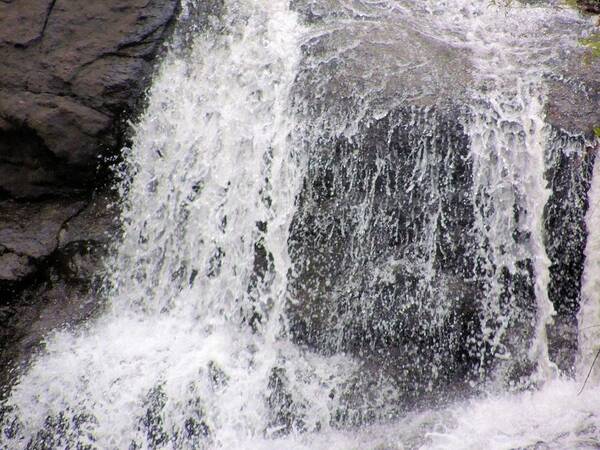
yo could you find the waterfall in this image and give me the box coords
[1,1,326,447]
[578,150,600,383]
[468,84,556,384]
[2,0,600,448]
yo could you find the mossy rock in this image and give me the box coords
[580,33,600,58]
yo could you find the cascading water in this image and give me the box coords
[579,150,600,385]
[1,0,600,449]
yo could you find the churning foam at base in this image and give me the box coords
[205,380,600,450]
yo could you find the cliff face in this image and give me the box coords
[0,0,179,385]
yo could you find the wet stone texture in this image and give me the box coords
[286,0,600,388]
[288,102,599,399]
[288,106,484,403]
[546,53,600,140]
[544,129,598,375]
[0,193,120,397]
[0,0,179,198]
[0,0,179,396]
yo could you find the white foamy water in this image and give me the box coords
[467,78,557,384]
[2,0,600,448]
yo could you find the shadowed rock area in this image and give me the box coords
[288,107,481,403]
[287,0,600,387]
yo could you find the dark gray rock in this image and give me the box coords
[0,0,177,397]
[0,0,179,196]
[544,130,598,374]
[58,195,119,248]
[70,56,150,110]
[0,252,33,281]
[287,2,600,395]
[0,0,52,47]
[0,199,85,259]
[0,90,112,168]
[546,52,600,138]
[287,106,483,404]
[0,192,118,398]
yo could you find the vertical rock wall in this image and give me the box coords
[0,0,179,390]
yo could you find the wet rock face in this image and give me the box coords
[0,193,119,395]
[544,131,597,374]
[287,106,598,392]
[288,107,482,398]
[0,200,85,265]
[546,54,600,139]
[0,0,178,392]
[0,187,120,351]
[0,0,179,197]
[285,1,600,392]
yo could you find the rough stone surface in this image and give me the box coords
[0,0,179,197]
[544,134,599,374]
[547,49,600,138]
[0,252,33,281]
[288,107,483,404]
[0,199,85,258]
[0,192,119,396]
[58,195,120,247]
[0,0,177,394]
[0,90,113,167]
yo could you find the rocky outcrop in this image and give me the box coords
[287,107,481,404]
[0,0,179,391]
[287,1,600,392]
[546,2,600,137]
[543,11,600,373]
[0,0,179,197]
[0,192,119,391]
[544,130,598,374]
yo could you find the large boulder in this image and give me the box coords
[287,0,600,394]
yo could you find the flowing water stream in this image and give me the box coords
[1,0,600,448]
